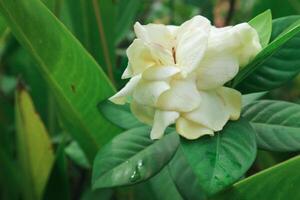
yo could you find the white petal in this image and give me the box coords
[134,22,174,49]
[232,23,262,66]
[184,90,230,131]
[176,117,214,139]
[142,66,180,81]
[157,79,201,112]
[176,16,211,74]
[130,100,155,125]
[121,63,133,79]
[126,39,155,77]
[196,54,239,90]
[133,80,170,107]
[150,110,179,139]
[109,75,141,104]
[217,87,242,120]
[207,23,261,67]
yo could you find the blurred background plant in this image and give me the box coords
[1,0,300,199]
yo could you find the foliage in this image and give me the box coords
[0,0,300,200]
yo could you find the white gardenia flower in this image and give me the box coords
[110,15,261,140]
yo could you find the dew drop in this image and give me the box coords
[129,169,141,183]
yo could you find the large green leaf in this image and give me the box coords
[248,10,272,48]
[64,0,116,82]
[115,0,140,44]
[15,88,55,200]
[243,100,300,152]
[233,16,300,93]
[98,100,143,130]
[130,168,183,200]
[0,0,121,161]
[168,148,206,200]
[213,155,300,200]
[170,119,257,196]
[92,127,180,189]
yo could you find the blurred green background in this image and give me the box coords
[1,0,300,199]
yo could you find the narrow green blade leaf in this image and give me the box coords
[213,155,300,200]
[43,139,70,200]
[172,119,257,196]
[98,100,143,130]
[233,16,300,93]
[115,0,140,44]
[249,10,272,48]
[243,100,300,152]
[65,141,90,169]
[64,0,117,82]
[0,0,121,161]
[16,88,55,200]
[92,127,180,189]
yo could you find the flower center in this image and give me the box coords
[172,47,177,64]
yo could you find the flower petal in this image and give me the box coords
[142,66,180,81]
[109,75,141,104]
[131,100,155,125]
[125,39,155,78]
[157,79,201,112]
[176,117,214,139]
[134,22,174,49]
[184,90,230,131]
[133,80,170,107]
[207,23,261,67]
[150,110,179,139]
[176,15,211,74]
[196,54,239,90]
[217,87,242,120]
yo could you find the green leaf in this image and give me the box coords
[131,168,183,200]
[43,139,70,200]
[212,155,300,200]
[171,119,257,196]
[115,0,140,44]
[233,16,300,93]
[248,10,272,48]
[92,127,180,189]
[243,100,300,152]
[64,0,117,82]
[168,148,207,200]
[65,141,90,169]
[98,100,143,129]
[15,88,55,200]
[0,0,121,161]
[242,92,267,106]
[0,147,20,200]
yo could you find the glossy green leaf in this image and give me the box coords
[243,100,300,152]
[249,10,272,48]
[131,168,183,200]
[0,0,121,161]
[233,16,300,93]
[15,88,55,200]
[242,92,267,106]
[172,119,257,196]
[213,155,300,200]
[115,0,140,44]
[168,148,206,200]
[98,100,143,130]
[92,127,180,189]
